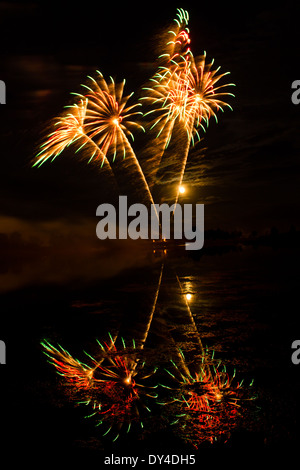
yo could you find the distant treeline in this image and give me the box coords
[205,226,299,247]
[188,225,300,259]
[0,225,299,257]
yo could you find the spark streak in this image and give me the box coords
[41,335,158,440]
[79,72,144,162]
[161,346,255,447]
[33,99,112,169]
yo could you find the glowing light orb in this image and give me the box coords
[185,293,192,301]
[179,185,186,194]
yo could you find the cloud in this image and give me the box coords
[0,215,158,292]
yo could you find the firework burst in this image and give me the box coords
[42,334,159,441]
[141,62,192,141]
[160,348,255,446]
[139,8,234,200]
[33,99,110,168]
[32,71,159,208]
[171,52,235,208]
[76,72,144,161]
[186,54,235,141]
[33,72,144,166]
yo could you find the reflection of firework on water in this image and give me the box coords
[135,262,164,351]
[176,274,205,354]
[160,348,256,446]
[168,274,256,446]
[41,334,159,441]
[41,264,164,441]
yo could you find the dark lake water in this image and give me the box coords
[1,242,299,463]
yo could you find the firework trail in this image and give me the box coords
[135,262,164,352]
[141,60,192,152]
[115,262,164,375]
[139,9,192,190]
[140,7,234,206]
[157,8,192,69]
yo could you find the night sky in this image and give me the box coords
[1,0,299,236]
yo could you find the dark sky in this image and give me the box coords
[0,0,299,248]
